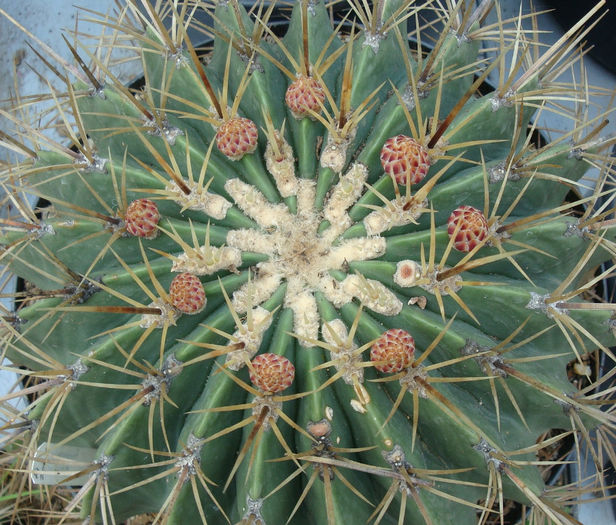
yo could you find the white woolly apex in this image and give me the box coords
[232,267,282,313]
[318,275,355,308]
[224,178,289,228]
[296,178,316,215]
[321,215,353,244]
[394,260,420,288]
[225,306,274,371]
[324,163,368,225]
[171,245,242,275]
[166,180,231,219]
[140,299,180,329]
[221,165,402,345]
[342,275,403,316]
[285,278,319,345]
[324,237,386,270]
[265,133,297,197]
[363,197,428,236]
[321,213,353,245]
[227,229,277,255]
[320,128,356,173]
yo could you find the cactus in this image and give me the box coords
[1,0,616,523]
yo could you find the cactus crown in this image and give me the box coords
[1,1,615,524]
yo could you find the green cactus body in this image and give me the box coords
[1,1,615,524]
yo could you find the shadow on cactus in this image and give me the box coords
[1,0,616,523]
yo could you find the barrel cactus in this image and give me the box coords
[1,0,616,523]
